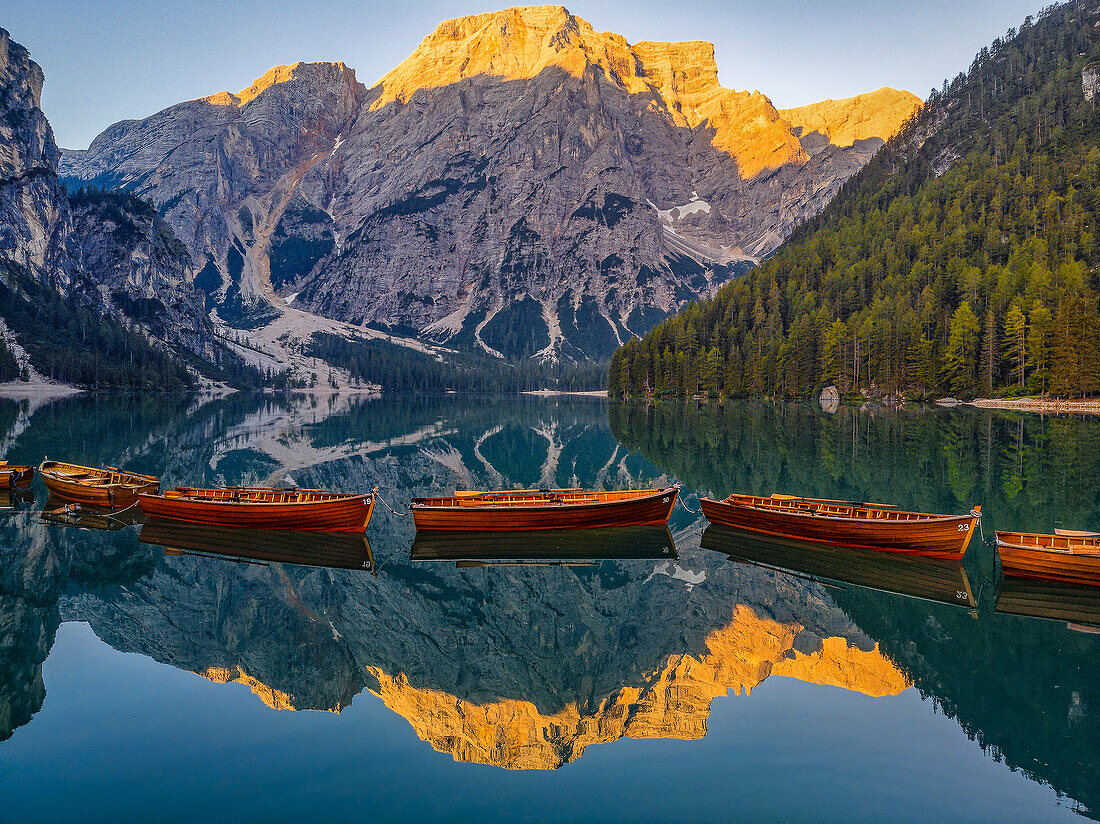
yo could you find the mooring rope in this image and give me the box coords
[973,508,991,545]
[678,496,701,515]
[374,490,408,518]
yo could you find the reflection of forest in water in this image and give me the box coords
[613,399,1100,815]
[0,394,1096,814]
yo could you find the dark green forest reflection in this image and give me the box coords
[0,393,1095,820]
[614,398,1100,816]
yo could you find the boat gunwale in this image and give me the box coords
[410,486,677,512]
[142,489,372,508]
[996,534,1100,557]
[703,496,979,526]
[39,460,159,485]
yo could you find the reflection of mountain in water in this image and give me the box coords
[0,392,906,771]
[615,400,1100,817]
[0,394,1095,807]
[64,535,907,770]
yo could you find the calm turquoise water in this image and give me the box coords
[0,393,1096,823]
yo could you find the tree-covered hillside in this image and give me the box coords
[611,1,1100,399]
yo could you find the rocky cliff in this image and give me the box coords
[59,6,920,361]
[0,28,255,387]
[0,28,70,288]
[66,189,225,365]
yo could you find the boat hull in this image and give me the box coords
[700,497,979,559]
[39,462,159,508]
[996,533,1100,587]
[0,465,34,490]
[138,492,375,533]
[411,487,678,531]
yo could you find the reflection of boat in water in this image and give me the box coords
[40,498,144,531]
[700,493,982,559]
[0,487,34,510]
[138,486,375,533]
[410,487,678,531]
[411,526,676,567]
[995,575,1100,631]
[39,460,160,508]
[995,531,1100,587]
[138,520,374,571]
[700,524,976,608]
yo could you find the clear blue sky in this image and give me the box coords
[8,0,1044,149]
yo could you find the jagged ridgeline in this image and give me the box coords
[57,6,918,369]
[611,2,1100,400]
[0,29,262,389]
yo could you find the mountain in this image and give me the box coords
[0,28,259,389]
[59,6,918,364]
[610,1,1100,399]
[0,28,70,288]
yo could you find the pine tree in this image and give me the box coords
[981,308,999,393]
[943,302,980,394]
[1003,304,1027,389]
[1027,301,1053,394]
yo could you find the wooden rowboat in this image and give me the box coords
[699,493,981,559]
[138,486,375,533]
[995,531,1100,587]
[39,460,159,509]
[410,486,679,531]
[0,461,34,490]
[700,524,976,608]
[138,520,374,571]
[411,526,677,566]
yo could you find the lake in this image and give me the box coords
[0,393,1096,823]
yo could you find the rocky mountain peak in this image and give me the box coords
[0,28,58,183]
[372,5,637,108]
[0,26,69,287]
[202,60,357,108]
[779,86,921,148]
[56,7,923,365]
[372,7,817,180]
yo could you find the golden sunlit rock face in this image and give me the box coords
[371,5,916,179]
[779,87,921,148]
[200,665,342,713]
[202,61,351,107]
[367,604,909,770]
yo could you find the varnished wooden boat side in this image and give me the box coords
[138,486,375,533]
[38,460,159,508]
[0,461,34,490]
[995,575,1100,628]
[995,531,1100,587]
[138,520,374,570]
[411,526,677,565]
[700,493,981,559]
[700,524,976,607]
[410,487,678,531]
